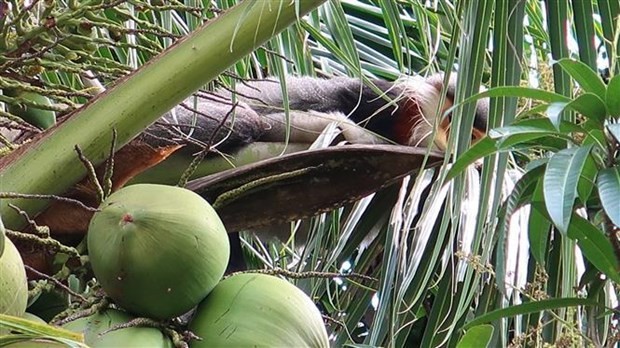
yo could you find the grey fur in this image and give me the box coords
[142,76,401,151]
[142,75,488,152]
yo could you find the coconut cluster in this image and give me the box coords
[2,183,329,347]
[84,184,329,347]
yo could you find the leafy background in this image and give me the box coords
[1,0,619,347]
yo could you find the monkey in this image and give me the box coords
[14,73,487,274]
[137,74,490,272]
[141,74,489,153]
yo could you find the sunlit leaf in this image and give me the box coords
[456,324,494,348]
[597,166,620,227]
[556,59,606,98]
[567,215,620,283]
[543,145,593,233]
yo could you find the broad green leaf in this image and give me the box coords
[606,75,620,116]
[547,94,606,127]
[597,166,620,227]
[582,120,610,150]
[529,181,551,264]
[445,137,498,181]
[497,133,568,149]
[576,155,598,204]
[567,215,620,283]
[446,132,571,183]
[522,136,569,151]
[500,166,545,221]
[543,145,593,233]
[488,125,552,139]
[446,117,582,181]
[567,93,607,124]
[463,298,599,329]
[489,118,582,139]
[556,59,607,98]
[519,103,553,118]
[456,325,494,348]
[608,123,620,143]
[495,165,545,292]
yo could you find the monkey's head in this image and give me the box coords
[393,74,489,150]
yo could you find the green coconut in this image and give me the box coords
[189,273,329,348]
[0,237,28,317]
[0,216,6,257]
[22,312,47,324]
[62,309,173,348]
[6,90,56,130]
[87,184,230,319]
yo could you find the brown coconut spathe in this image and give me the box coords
[87,184,230,319]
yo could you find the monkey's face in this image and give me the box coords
[395,75,488,151]
[434,107,488,150]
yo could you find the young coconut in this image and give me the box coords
[0,237,28,318]
[87,184,230,319]
[189,273,329,348]
[62,309,173,347]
